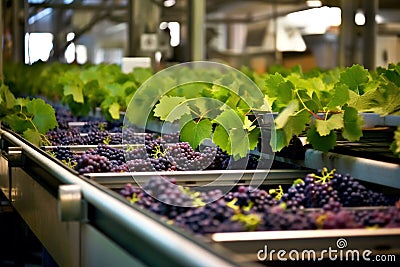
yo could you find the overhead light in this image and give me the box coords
[163,0,176,7]
[355,11,365,25]
[354,11,383,26]
[306,0,322,7]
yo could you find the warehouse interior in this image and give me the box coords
[2,0,400,71]
[1,1,400,267]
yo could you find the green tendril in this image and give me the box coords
[130,193,140,204]
[312,167,336,184]
[231,213,261,231]
[269,185,284,200]
[103,135,111,145]
[151,145,166,159]
[226,198,240,211]
[61,158,77,169]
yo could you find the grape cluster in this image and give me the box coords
[118,171,400,235]
[46,128,84,146]
[50,146,75,162]
[331,172,390,206]
[174,199,242,234]
[260,205,316,231]
[279,172,391,210]
[75,145,128,173]
[75,154,114,174]
[205,147,230,170]
[167,142,216,170]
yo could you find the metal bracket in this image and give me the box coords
[8,147,24,167]
[58,184,87,222]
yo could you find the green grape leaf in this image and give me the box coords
[203,84,230,103]
[214,109,244,129]
[63,80,84,103]
[3,114,32,133]
[306,126,336,152]
[265,73,294,106]
[272,129,288,152]
[108,102,120,120]
[14,97,31,108]
[105,83,125,98]
[342,106,363,141]
[248,127,261,151]
[339,64,369,94]
[0,83,16,110]
[283,109,310,139]
[326,82,350,110]
[315,113,344,136]
[275,101,298,129]
[180,119,212,149]
[26,98,58,134]
[22,128,42,146]
[212,124,230,154]
[230,128,249,159]
[153,96,189,121]
[272,109,309,152]
[170,83,209,99]
[132,68,153,85]
[243,116,256,131]
[390,126,400,157]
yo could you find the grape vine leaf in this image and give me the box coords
[108,102,120,120]
[212,124,230,154]
[315,113,344,136]
[23,128,42,146]
[63,75,84,103]
[214,109,244,129]
[3,114,32,133]
[306,126,336,152]
[273,109,309,152]
[326,82,350,110]
[180,119,212,149]
[339,64,369,94]
[26,98,58,134]
[273,129,289,152]
[230,128,249,159]
[342,106,363,141]
[132,68,153,85]
[248,127,261,151]
[153,96,189,121]
[264,73,294,107]
[390,126,400,157]
[275,101,298,129]
[0,82,16,110]
[243,116,256,131]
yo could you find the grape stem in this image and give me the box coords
[295,90,324,120]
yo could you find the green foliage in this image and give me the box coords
[0,82,58,146]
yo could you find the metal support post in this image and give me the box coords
[362,0,378,70]
[188,0,205,61]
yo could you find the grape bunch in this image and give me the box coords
[87,144,125,166]
[205,147,230,170]
[119,173,400,234]
[75,154,114,174]
[166,142,216,170]
[330,172,390,206]
[260,205,316,231]
[82,130,112,145]
[174,199,242,234]
[46,128,84,146]
[74,144,127,174]
[50,146,75,162]
[141,177,194,219]
[280,175,340,210]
